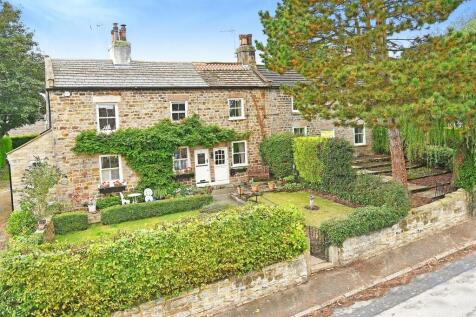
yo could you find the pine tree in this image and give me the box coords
[258,0,472,186]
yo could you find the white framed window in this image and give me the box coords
[291,97,299,113]
[96,104,119,133]
[228,98,245,120]
[293,126,308,136]
[173,147,190,171]
[231,141,248,167]
[99,155,122,183]
[170,101,187,122]
[354,126,366,145]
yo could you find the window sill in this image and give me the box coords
[354,143,367,147]
[231,164,248,169]
[228,117,246,121]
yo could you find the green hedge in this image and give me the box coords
[0,204,307,316]
[52,212,89,235]
[10,134,38,149]
[293,137,325,184]
[96,196,121,210]
[101,194,213,225]
[320,206,405,246]
[423,145,455,170]
[260,132,295,179]
[5,210,37,237]
[0,136,12,169]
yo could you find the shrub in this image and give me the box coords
[96,196,121,210]
[101,194,213,225]
[372,127,389,154]
[260,132,295,178]
[456,153,476,192]
[52,212,89,235]
[347,174,410,215]
[0,136,12,168]
[320,206,403,246]
[5,210,37,237]
[293,137,325,184]
[279,182,305,192]
[10,134,38,149]
[0,204,307,316]
[318,138,356,195]
[423,145,455,170]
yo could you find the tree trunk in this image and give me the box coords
[388,127,407,187]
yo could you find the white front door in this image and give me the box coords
[195,149,211,187]
[213,147,230,185]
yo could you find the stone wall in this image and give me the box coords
[7,130,54,209]
[111,255,309,317]
[328,190,470,265]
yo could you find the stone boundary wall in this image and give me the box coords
[328,189,471,265]
[111,255,309,317]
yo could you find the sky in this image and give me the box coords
[9,0,476,63]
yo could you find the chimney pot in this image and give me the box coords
[109,23,131,65]
[236,34,256,65]
[119,24,127,41]
[112,23,119,42]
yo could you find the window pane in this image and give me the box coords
[101,170,110,181]
[101,156,110,169]
[106,107,116,117]
[229,99,242,118]
[180,148,188,158]
[233,153,245,165]
[109,156,119,168]
[110,168,120,180]
[98,107,108,117]
[214,149,225,165]
[197,153,206,165]
[233,142,245,153]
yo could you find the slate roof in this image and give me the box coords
[255,65,305,87]
[47,59,304,89]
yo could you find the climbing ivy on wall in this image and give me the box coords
[73,115,248,191]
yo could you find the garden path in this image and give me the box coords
[0,187,12,249]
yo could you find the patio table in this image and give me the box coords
[127,193,141,204]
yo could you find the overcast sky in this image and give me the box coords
[9,0,476,63]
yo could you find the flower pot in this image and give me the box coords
[37,219,47,231]
[268,182,276,191]
[251,185,259,193]
[237,187,245,195]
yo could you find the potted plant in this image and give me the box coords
[251,180,259,193]
[237,184,245,195]
[268,180,276,191]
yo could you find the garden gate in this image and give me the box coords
[305,226,329,260]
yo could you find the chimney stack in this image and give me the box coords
[236,34,256,65]
[108,23,131,65]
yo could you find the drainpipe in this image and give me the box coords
[6,159,14,211]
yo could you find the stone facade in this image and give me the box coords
[328,190,471,265]
[8,86,371,209]
[111,255,309,317]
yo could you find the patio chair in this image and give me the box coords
[144,188,154,202]
[119,192,131,205]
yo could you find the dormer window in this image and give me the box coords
[97,104,118,133]
[170,102,187,122]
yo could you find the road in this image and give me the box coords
[331,251,476,317]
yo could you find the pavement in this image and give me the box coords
[0,188,12,249]
[215,218,476,317]
[332,251,476,317]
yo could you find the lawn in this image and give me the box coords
[257,191,354,226]
[55,210,200,244]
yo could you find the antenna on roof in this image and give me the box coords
[220,28,236,59]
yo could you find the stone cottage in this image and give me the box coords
[7,24,371,209]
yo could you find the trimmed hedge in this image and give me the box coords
[96,195,121,210]
[320,206,404,246]
[5,210,37,237]
[101,194,213,225]
[10,134,38,149]
[52,212,89,235]
[0,136,12,168]
[0,204,307,316]
[260,132,295,178]
[293,137,325,185]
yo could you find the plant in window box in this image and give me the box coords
[113,180,126,187]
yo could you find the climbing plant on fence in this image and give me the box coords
[73,115,247,190]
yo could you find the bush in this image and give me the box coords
[372,127,389,154]
[293,137,325,184]
[10,134,38,149]
[320,206,403,246]
[52,212,89,235]
[423,145,455,170]
[456,152,476,192]
[0,136,12,168]
[347,174,410,215]
[279,182,305,192]
[318,138,356,195]
[260,132,295,178]
[101,194,213,225]
[0,204,307,316]
[5,210,37,237]
[96,196,121,210]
